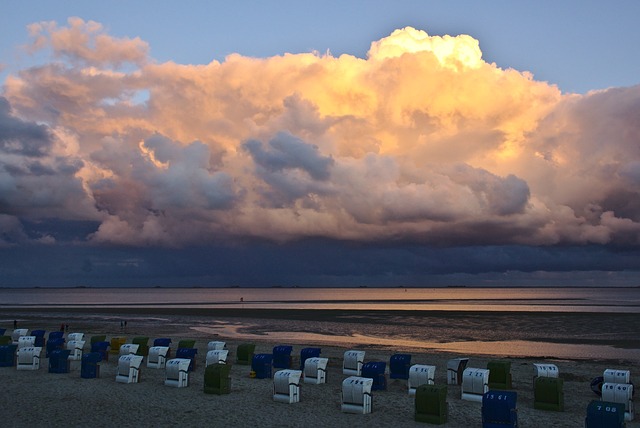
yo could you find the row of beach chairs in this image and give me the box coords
[1,329,634,426]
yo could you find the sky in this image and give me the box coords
[1,1,640,287]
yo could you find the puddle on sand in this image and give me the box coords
[192,324,640,362]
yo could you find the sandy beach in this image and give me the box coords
[2,308,639,427]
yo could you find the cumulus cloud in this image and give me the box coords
[2,19,640,249]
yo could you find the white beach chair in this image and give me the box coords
[604,369,631,384]
[461,368,489,402]
[273,370,302,403]
[303,357,328,384]
[447,357,469,385]
[17,336,36,349]
[147,346,170,369]
[11,329,29,345]
[205,350,229,366]
[66,340,85,361]
[343,350,365,376]
[116,355,144,383]
[408,364,436,395]
[602,382,634,421]
[67,333,84,342]
[16,346,42,370]
[207,341,226,351]
[341,376,373,414]
[164,358,191,388]
[118,343,139,356]
[533,363,559,379]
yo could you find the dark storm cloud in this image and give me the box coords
[0,97,52,157]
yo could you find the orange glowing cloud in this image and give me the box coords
[1,19,639,247]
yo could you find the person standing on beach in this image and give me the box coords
[13,320,17,329]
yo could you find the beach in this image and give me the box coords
[2,307,639,427]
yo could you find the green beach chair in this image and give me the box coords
[415,384,448,424]
[132,336,149,357]
[488,360,512,390]
[204,363,232,394]
[534,377,564,411]
[0,336,11,346]
[90,335,106,345]
[177,339,196,349]
[236,343,255,365]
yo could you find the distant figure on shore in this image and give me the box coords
[13,320,17,329]
[120,321,124,329]
[65,324,69,332]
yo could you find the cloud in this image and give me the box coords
[2,19,639,252]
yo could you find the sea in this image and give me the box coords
[2,287,640,361]
[2,286,640,312]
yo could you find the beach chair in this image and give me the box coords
[81,352,102,379]
[236,343,255,365]
[0,344,18,367]
[90,335,106,346]
[482,390,518,428]
[585,400,626,427]
[389,353,411,379]
[604,369,631,384]
[303,357,328,384]
[49,331,64,341]
[46,338,65,357]
[204,362,231,395]
[273,369,302,403]
[602,383,634,421]
[164,358,191,387]
[16,346,41,370]
[175,347,198,371]
[252,353,273,379]
[0,336,10,345]
[273,345,293,369]
[31,330,46,347]
[362,361,387,391]
[153,338,172,358]
[415,384,448,424]
[408,364,436,395]
[147,346,170,369]
[66,340,85,361]
[534,377,564,411]
[118,343,139,356]
[132,337,149,357]
[207,341,225,351]
[0,328,5,336]
[17,336,36,349]
[91,341,110,362]
[206,349,229,366]
[109,337,126,354]
[341,376,373,414]
[533,363,558,380]
[11,329,29,344]
[67,333,84,342]
[48,349,71,373]
[300,347,321,370]
[487,360,512,390]
[343,350,365,376]
[447,357,469,385]
[115,354,143,384]
[177,339,196,349]
[462,368,490,402]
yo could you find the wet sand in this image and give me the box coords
[2,308,639,427]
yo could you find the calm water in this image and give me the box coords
[1,286,639,313]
